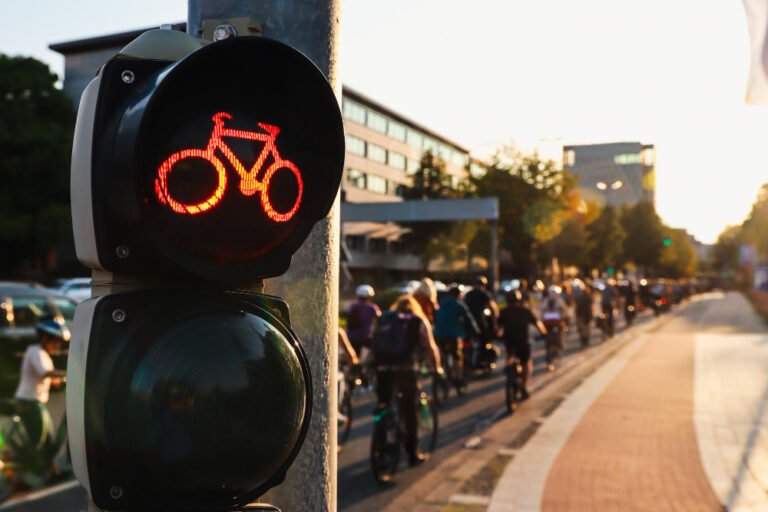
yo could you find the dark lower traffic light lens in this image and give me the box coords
[81,291,310,511]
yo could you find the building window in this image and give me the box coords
[346,134,366,157]
[389,151,406,170]
[388,121,407,142]
[438,144,453,161]
[366,111,388,133]
[367,174,388,194]
[346,168,366,189]
[423,137,439,155]
[614,153,642,165]
[369,238,387,253]
[368,143,387,164]
[406,129,423,149]
[642,147,655,167]
[452,151,468,168]
[343,98,366,125]
[346,235,365,250]
[407,159,421,175]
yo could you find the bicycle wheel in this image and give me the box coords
[432,370,450,408]
[155,149,227,215]
[337,386,353,451]
[370,407,400,484]
[261,159,303,222]
[505,364,523,412]
[416,392,438,455]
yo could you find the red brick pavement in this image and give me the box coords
[542,334,722,511]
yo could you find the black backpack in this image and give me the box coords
[372,311,418,362]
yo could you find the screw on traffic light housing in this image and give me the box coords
[71,31,345,282]
[68,29,344,512]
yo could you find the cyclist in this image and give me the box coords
[538,286,569,371]
[463,276,500,367]
[574,282,594,348]
[599,279,619,337]
[433,286,478,391]
[347,284,381,366]
[413,278,439,324]
[499,290,546,398]
[372,295,442,466]
[14,320,68,454]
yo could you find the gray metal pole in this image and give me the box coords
[489,219,499,293]
[187,2,341,510]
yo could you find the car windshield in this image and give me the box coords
[52,297,77,324]
[10,296,55,327]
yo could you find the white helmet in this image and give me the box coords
[356,284,375,298]
[548,285,562,297]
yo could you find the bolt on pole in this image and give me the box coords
[187,1,342,510]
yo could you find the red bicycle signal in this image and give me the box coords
[154,112,304,222]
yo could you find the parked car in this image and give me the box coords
[56,277,92,302]
[0,284,76,397]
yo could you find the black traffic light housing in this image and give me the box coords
[72,35,345,282]
[69,290,311,512]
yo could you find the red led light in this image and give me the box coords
[154,112,303,221]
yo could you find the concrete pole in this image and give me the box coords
[188,2,341,511]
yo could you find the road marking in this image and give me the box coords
[0,479,80,511]
[449,493,491,505]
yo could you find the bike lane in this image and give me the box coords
[488,292,768,511]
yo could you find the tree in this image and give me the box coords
[471,147,578,276]
[741,184,768,260]
[586,205,626,271]
[0,54,75,274]
[545,219,592,269]
[712,224,742,274]
[620,201,665,272]
[658,228,697,277]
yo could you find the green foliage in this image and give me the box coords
[658,228,697,277]
[471,147,576,275]
[741,184,768,260]
[712,224,742,273]
[620,201,665,269]
[586,205,626,270]
[0,54,75,273]
[545,219,592,268]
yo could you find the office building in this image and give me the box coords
[562,142,655,208]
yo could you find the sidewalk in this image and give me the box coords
[488,292,768,511]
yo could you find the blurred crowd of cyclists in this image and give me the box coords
[338,274,709,479]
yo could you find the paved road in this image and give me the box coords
[0,304,650,512]
[489,291,768,511]
[338,308,652,512]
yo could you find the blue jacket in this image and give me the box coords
[433,296,476,339]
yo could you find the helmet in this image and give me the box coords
[548,285,562,297]
[355,284,375,298]
[474,275,488,288]
[36,319,71,343]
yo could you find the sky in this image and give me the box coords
[3,0,767,244]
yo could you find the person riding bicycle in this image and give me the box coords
[371,295,442,466]
[599,279,619,337]
[413,278,439,324]
[573,281,594,348]
[14,320,68,455]
[499,290,546,398]
[347,284,381,364]
[538,286,569,371]
[463,276,500,366]
[433,286,478,391]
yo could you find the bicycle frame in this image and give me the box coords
[155,112,303,221]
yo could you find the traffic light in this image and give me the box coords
[71,29,345,281]
[68,28,344,511]
[663,236,672,247]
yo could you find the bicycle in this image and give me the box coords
[504,358,527,412]
[154,111,304,221]
[337,363,361,452]
[542,320,565,371]
[370,368,438,484]
[0,400,69,503]
[432,340,464,407]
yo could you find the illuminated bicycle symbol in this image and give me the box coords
[154,111,304,222]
